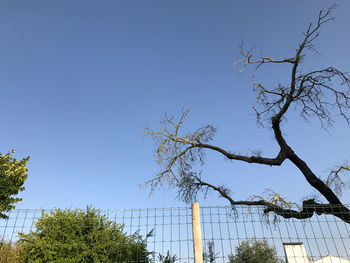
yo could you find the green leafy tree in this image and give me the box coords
[228,239,280,263]
[158,250,177,263]
[203,241,219,263]
[18,206,150,263]
[0,150,29,219]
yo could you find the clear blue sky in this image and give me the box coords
[1,0,349,209]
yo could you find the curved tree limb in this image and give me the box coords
[145,5,350,223]
[183,175,350,223]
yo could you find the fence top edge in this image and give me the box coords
[4,204,350,214]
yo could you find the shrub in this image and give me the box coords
[17,206,150,263]
[0,241,21,263]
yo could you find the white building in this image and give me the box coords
[313,255,350,263]
[283,242,350,263]
[283,242,309,263]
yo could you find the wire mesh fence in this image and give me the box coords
[200,205,350,263]
[0,204,349,263]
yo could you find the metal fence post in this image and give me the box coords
[192,203,203,263]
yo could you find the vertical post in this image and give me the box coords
[192,203,203,263]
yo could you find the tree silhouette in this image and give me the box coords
[145,5,350,223]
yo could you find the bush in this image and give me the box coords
[228,239,280,263]
[17,206,150,263]
[0,241,21,263]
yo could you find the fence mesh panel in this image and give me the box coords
[0,205,349,262]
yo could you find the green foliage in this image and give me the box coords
[158,250,177,263]
[0,150,29,219]
[203,241,219,263]
[228,239,280,263]
[0,241,21,263]
[18,206,150,263]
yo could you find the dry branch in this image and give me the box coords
[144,5,350,223]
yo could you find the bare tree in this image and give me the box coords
[144,5,350,223]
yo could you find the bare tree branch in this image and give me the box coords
[178,174,350,223]
[144,109,288,191]
[145,5,350,223]
[326,163,350,196]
